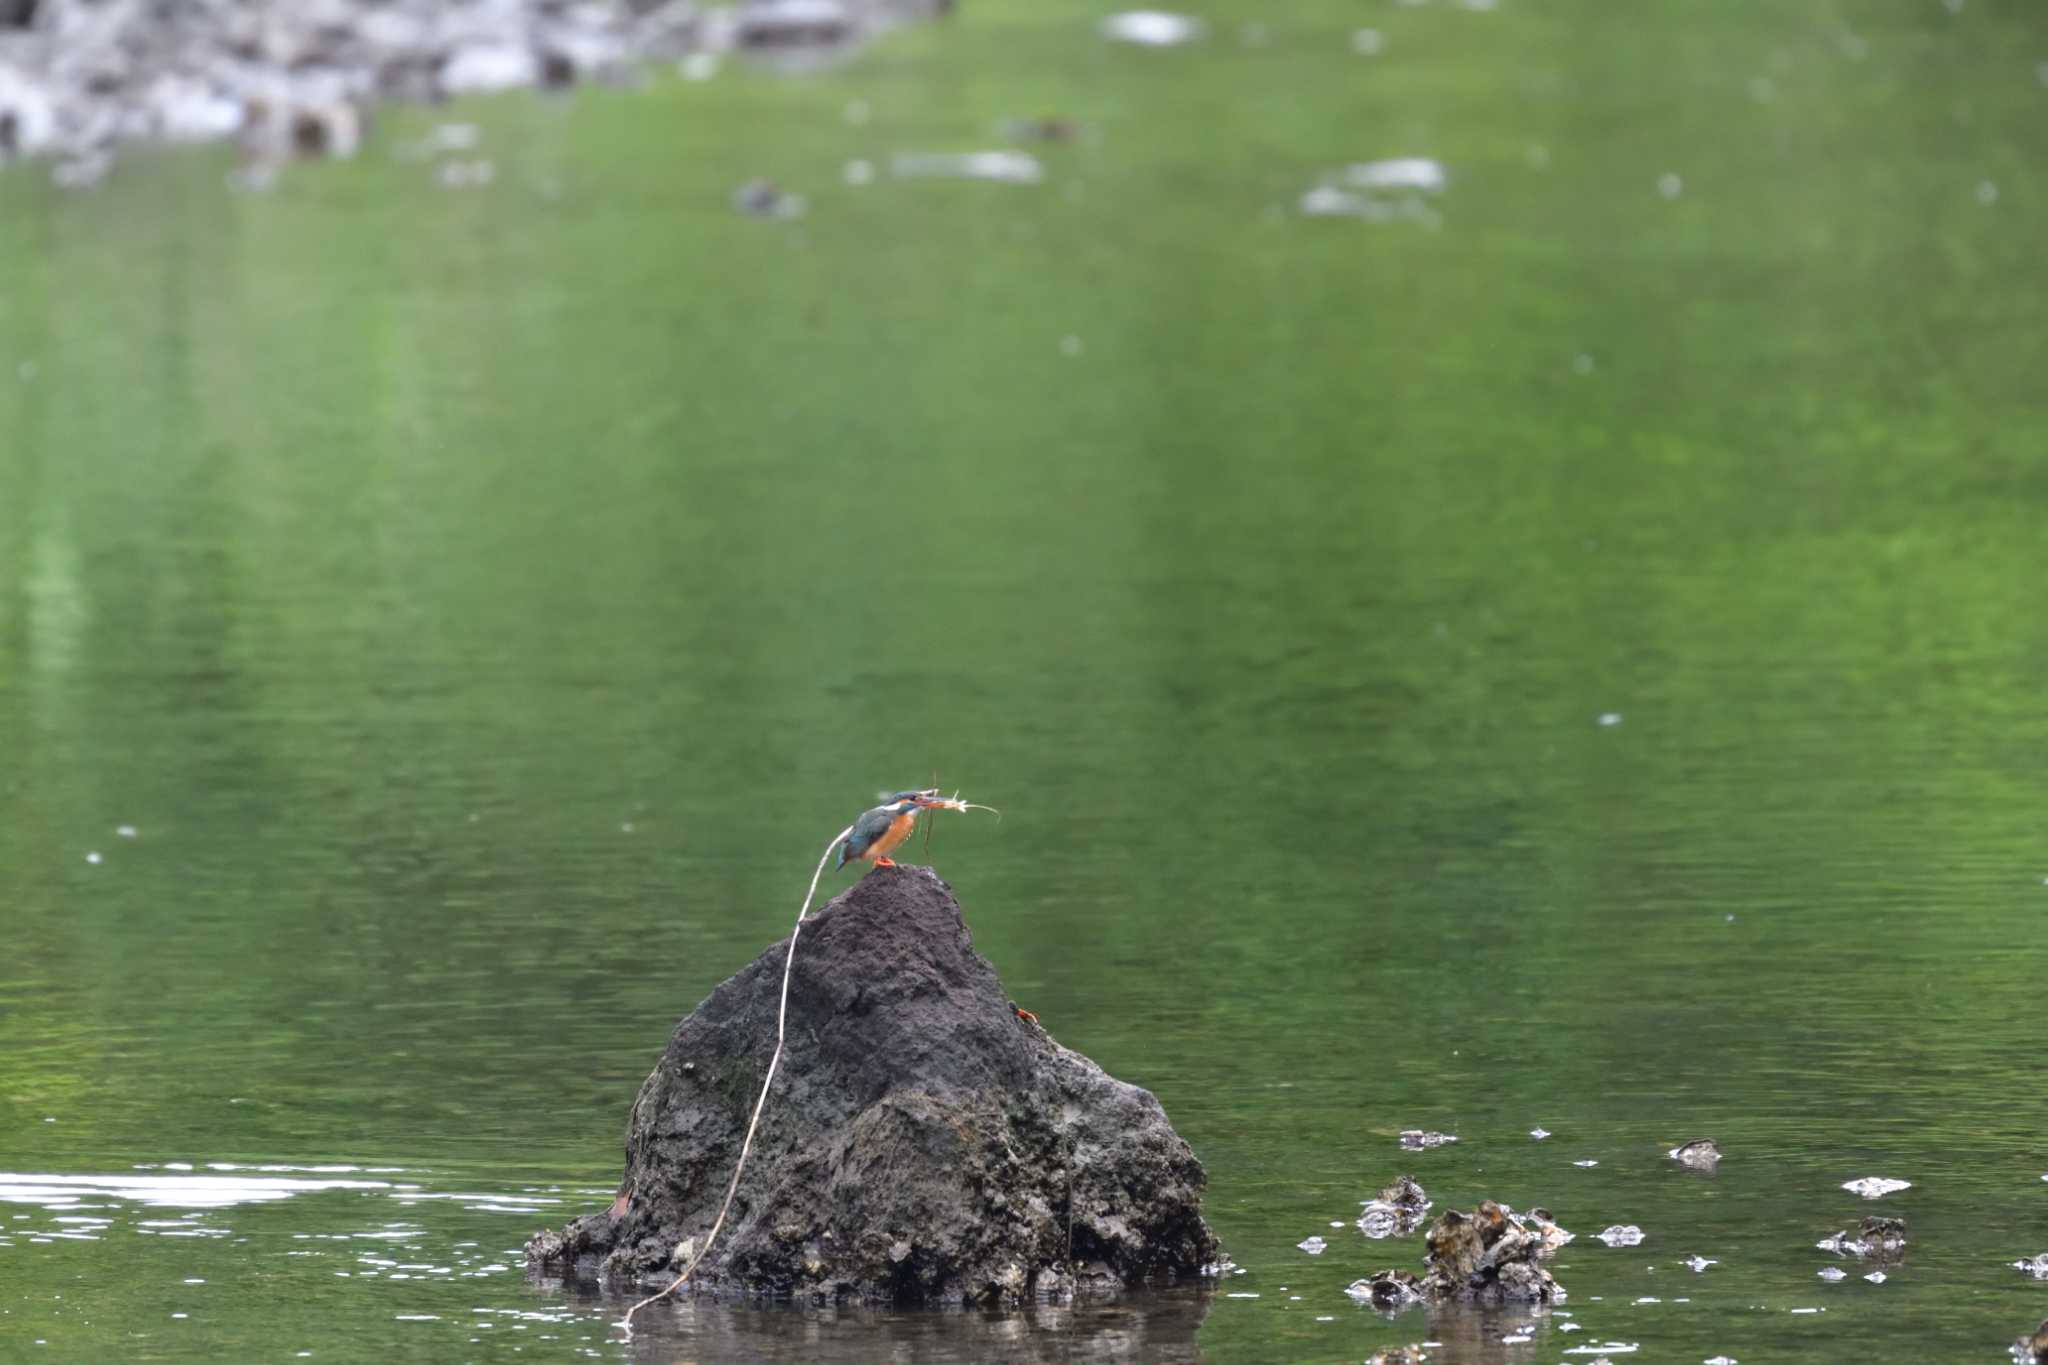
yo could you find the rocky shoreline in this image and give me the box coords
[0,0,948,187]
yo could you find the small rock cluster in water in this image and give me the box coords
[1349,1199,1569,1309]
[0,0,946,185]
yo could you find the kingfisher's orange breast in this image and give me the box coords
[869,810,916,859]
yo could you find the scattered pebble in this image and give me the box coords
[1841,1177,1911,1199]
[1100,11,1205,46]
[1817,1266,1847,1281]
[85,851,103,865]
[1596,1225,1645,1247]
[116,825,139,838]
[1296,1236,1327,1255]
[1597,712,1622,726]
[1863,1270,1887,1284]
[731,178,806,218]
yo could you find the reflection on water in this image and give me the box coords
[587,1285,1209,1364]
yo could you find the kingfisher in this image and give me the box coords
[834,791,938,872]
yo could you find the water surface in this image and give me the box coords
[4,0,2047,1360]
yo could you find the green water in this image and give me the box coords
[3,0,2046,1360]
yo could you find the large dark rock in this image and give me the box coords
[525,865,1220,1304]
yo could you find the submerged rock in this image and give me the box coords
[1669,1138,1720,1169]
[1365,1347,1430,1365]
[1346,1268,1424,1310]
[1818,1215,1906,1261]
[525,866,1219,1304]
[1357,1174,1431,1239]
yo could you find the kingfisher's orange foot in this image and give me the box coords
[1014,1006,1039,1025]
[875,857,897,868]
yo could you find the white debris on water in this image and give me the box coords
[843,159,874,185]
[1841,1176,1911,1199]
[1574,1159,1599,1167]
[1351,28,1385,55]
[436,159,495,189]
[84,851,102,864]
[1817,1266,1847,1280]
[1683,1255,1717,1272]
[1502,1331,1533,1343]
[1976,180,1999,206]
[1596,1225,1645,1247]
[1530,1127,1552,1140]
[1338,158,1447,192]
[1399,1130,1458,1150]
[1598,712,1623,726]
[1296,1236,1327,1254]
[1863,1270,1887,1283]
[1300,158,1446,225]
[1657,172,1684,199]
[891,151,1044,184]
[1101,11,1205,47]
[1563,1345,1639,1356]
[1705,1357,1738,1364]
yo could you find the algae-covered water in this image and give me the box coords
[4,1,2047,1360]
